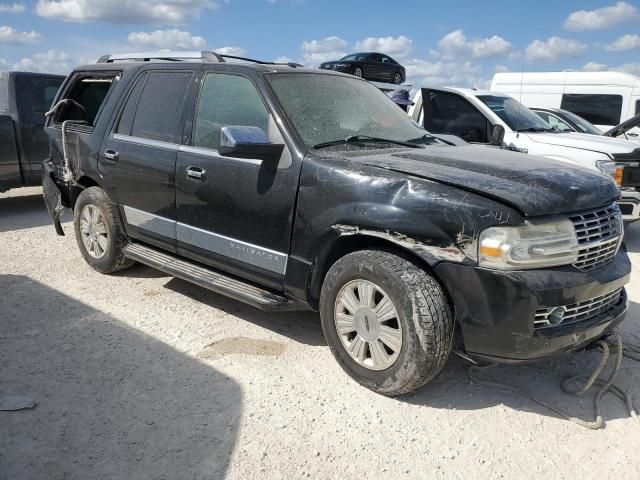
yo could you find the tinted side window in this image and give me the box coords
[636,100,639,116]
[130,71,193,143]
[116,73,148,136]
[560,94,622,125]
[425,91,488,142]
[193,74,269,151]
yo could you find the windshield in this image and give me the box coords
[267,73,431,149]
[478,95,553,132]
[560,110,603,135]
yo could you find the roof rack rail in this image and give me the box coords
[96,51,304,68]
[96,51,224,63]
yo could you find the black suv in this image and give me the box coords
[43,52,630,396]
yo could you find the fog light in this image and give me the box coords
[548,307,565,326]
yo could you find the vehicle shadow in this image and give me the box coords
[0,275,241,480]
[400,299,640,424]
[0,191,58,233]
[164,277,326,347]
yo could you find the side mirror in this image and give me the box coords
[218,126,284,165]
[490,124,505,146]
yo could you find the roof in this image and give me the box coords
[492,71,640,87]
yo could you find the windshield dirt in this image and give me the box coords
[478,95,553,132]
[267,73,430,148]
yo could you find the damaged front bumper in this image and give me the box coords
[435,248,631,362]
[42,160,66,236]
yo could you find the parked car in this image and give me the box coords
[532,107,603,135]
[491,71,640,143]
[0,71,64,192]
[603,113,640,141]
[409,87,640,222]
[43,52,630,396]
[319,52,405,84]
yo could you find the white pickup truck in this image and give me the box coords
[408,86,640,222]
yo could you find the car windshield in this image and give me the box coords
[339,54,357,61]
[560,110,603,135]
[267,73,432,148]
[478,95,554,132]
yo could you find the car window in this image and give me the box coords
[560,94,622,126]
[130,70,193,143]
[340,54,357,61]
[557,109,602,135]
[478,95,552,133]
[380,55,392,64]
[115,73,148,136]
[193,73,270,151]
[16,75,64,125]
[0,76,7,111]
[425,91,489,143]
[55,73,117,128]
[636,100,640,116]
[536,112,573,132]
[368,54,381,62]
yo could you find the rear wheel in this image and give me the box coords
[320,250,454,396]
[353,67,363,78]
[73,187,134,274]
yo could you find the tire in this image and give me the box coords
[353,67,363,78]
[320,249,454,396]
[73,187,134,274]
[392,72,403,84]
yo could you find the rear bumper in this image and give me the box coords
[41,160,66,236]
[434,249,631,362]
[619,189,640,222]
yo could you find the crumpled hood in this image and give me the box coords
[339,145,619,217]
[525,131,637,156]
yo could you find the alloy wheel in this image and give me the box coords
[334,279,403,371]
[79,204,108,259]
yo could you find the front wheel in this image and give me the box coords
[392,72,403,84]
[73,187,134,274]
[320,250,454,396]
[353,67,363,78]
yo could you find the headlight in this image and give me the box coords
[479,217,578,270]
[336,63,349,67]
[596,160,623,186]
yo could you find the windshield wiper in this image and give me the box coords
[516,127,555,133]
[313,135,422,149]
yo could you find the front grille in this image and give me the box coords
[534,288,624,329]
[568,204,622,271]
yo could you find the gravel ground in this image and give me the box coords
[1,187,639,480]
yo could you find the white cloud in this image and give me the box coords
[564,1,639,31]
[11,50,72,74]
[214,46,245,57]
[273,55,293,63]
[437,29,512,59]
[0,2,25,13]
[127,29,206,50]
[0,26,42,44]
[580,61,609,72]
[605,34,640,51]
[524,36,587,62]
[354,35,413,58]
[301,36,348,65]
[405,59,485,88]
[616,62,640,76]
[35,0,219,24]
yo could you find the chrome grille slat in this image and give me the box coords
[569,204,622,271]
[534,288,624,329]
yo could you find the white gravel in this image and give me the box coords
[1,187,639,480]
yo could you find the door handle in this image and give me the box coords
[186,165,206,181]
[104,149,119,162]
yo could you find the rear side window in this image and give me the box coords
[560,94,622,125]
[116,73,148,136]
[55,74,117,127]
[130,71,193,143]
[15,75,64,125]
[193,74,269,151]
[425,90,489,143]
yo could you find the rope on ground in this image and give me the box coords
[468,332,639,430]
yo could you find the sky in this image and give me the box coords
[1,0,639,88]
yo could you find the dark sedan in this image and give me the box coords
[319,52,406,84]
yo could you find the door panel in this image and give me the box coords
[176,72,300,290]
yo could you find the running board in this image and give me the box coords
[123,242,298,311]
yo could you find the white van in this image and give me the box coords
[408,86,640,222]
[490,72,640,143]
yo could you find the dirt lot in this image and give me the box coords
[1,187,639,480]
